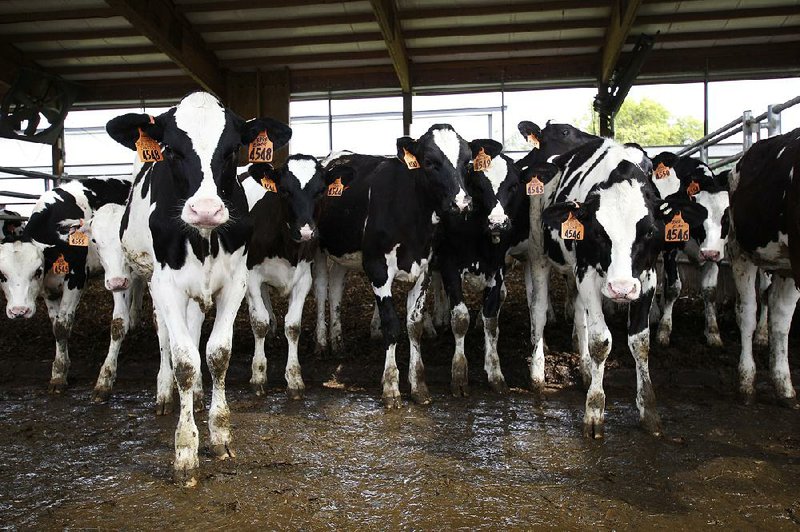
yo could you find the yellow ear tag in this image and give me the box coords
[527,134,540,149]
[403,148,420,170]
[136,128,163,163]
[249,130,273,163]
[327,177,345,197]
[654,162,670,179]
[52,254,69,275]
[260,176,277,193]
[526,175,544,196]
[561,212,584,240]
[473,147,492,172]
[68,230,89,247]
[665,212,690,242]
[686,181,700,197]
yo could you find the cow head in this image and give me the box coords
[650,152,730,263]
[73,205,132,292]
[397,124,472,214]
[543,147,708,303]
[518,121,599,161]
[106,91,291,233]
[0,240,45,318]
[251,155,325,243]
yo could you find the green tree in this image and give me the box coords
[581,97,703,145]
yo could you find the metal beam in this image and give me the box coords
[370,0,411,93]
[600,0,642,84]
[104,0,226,98]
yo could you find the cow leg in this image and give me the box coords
[49,286,82,394]
[628,270,661,435]
[246,271,270,396]
[187,300,205,411]
[441,265,469,397]
[205,276,247,461]
[766,275,799,409]
[154,307,174,415]
[431,269,450,330]
[701,261,723,347]
[370,265,402,408]
[370,304,382,339]
[92,290,130,403]
[574,293,591,389]
[128,275,145,331]
[407,270,431,405]
[284,263,312,400]
[482,272,509,395]
[732,253,759,404]
[328,262,347,355]
[580,272,612,439]
[313,249,329,355]
[754,270,771,349]
[656,250,680,347]
[527,256,550,396]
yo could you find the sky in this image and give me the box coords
[1,77,799,216]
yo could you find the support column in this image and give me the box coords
[260,68,291,167]
[50,129,64,190]
[402,91,412,136]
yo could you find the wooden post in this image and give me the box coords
[260,68,291,167]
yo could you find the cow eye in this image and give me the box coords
[34,268,43,278]
[561,130,569,137]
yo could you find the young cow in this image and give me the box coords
[728,127,800,409]
[106,91,292,485]
[243,155,326,399]
[539,139,706,437]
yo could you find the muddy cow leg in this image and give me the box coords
[628,270,661,435]
[92,289,130,403]
[430,269,450,330]
[284,262,312,400]
[370,303,382,340]
[327,262,348,355]
[527,256,551,396]
[313,249,329,355]
[154,307,174,415]
[246,270,270,396]
[49,285,83,394]
[441,264,469,397]
[406,268,431,405]
[656,249,681,347]
[732,252,759,404]
[366,257,403,409]
[754,270,771,349]
[701,260,723,347]
[482,271,509,395]
[766,275,799,409]
[187,300,205,411]
[128,275,145,331]
[579,271,612,439]
[574,289,591,389]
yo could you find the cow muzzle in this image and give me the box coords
[184,198,228,229]
[106,276,130,292]
[7,305,33,319]
[700,249,722,262]
[295,223,317,243]
[488,219,511,244]
[605,279,641,302]
[447,194,473,215]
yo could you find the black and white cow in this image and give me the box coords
[242,155,326,399]
[106,91,292,485]
[538,138,706,437]
[0,177,131,392]
[316,124,474,407]
[649,152,730,347]
[0,208,24,241]
[728,127,800,409]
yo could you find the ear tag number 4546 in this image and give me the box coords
[561,212,584,240]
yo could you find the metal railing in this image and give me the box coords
[677,95,800,170]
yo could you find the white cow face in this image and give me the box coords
[691,189,730,262]
[84,205,131,291]
[0,241,44,319]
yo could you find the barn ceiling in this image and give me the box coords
[0,0,798,108]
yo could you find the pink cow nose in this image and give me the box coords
[106,277,130,291]
[188,198,225,227]
[8,306,30,319]
[607,279,639,301]
[701,249,721,262]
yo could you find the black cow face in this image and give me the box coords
[396,124,473,215]
[106,91,292,232]
[251,155,325,243]
[519,121,599,161]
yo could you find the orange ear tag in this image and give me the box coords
[665,212,690,242]
[327,177,345,197]
[654,162,671,179]
[403,148,420,170]
[686,181,700,197]
[527,134,540,149]
[136,128,163,163]
[68,230,89,247]
[526,175,544,196]
[473,147,492,172]
[561,212,584,240]
[249,130,273,163]
[52,254,69,275]
[260,176,277,193]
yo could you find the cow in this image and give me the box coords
[537,138,706,437]
[106,91,292,485]
[649,152,730,348]
[1,208,24,241]
[315,124,474,407]
[0,177,131,393]
[728,127,800,409]
[242,155,326,399]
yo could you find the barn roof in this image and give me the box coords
[1,0,798,108]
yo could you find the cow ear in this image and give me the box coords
[106,113,163,150]
[716,169,731,191]
[396,136,419,160]
[249,163,277,181]
[517,120,542,140]
[469,139,503,159]
[241,118,292,150]
[658,193,708,229]
[520,162,559,185]
[542,201,586,231]
[325,165,356,187]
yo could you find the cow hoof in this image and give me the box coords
[370,328,383,340]
[641,412,662,437]
[48,380,67,394]
[489,378,510,395]
[655,330,671,347]
[91,387,111,404]
[451,382,469,397]
[777,396,799,410]
[411,388,432,405]
[530,379,545,399]
[155,400,174,416]
[583,419,604,439]
[173,467,199,488]
[705,334,723,348]
[286,386,305,401]
[382,394,402,409]
[193,397,205,413]
[738,389,756,406]
[210,443,235,460]
[250,382,266,397]
[330,337,344,356]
